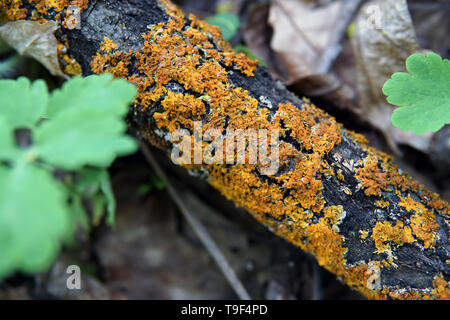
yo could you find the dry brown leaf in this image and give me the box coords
[0,20,68,79]
[268,0,342,84]
[242,3,289,81]
[350,0,432,153]
[265,0,360,115]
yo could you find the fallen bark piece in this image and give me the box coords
[1,0,449,300]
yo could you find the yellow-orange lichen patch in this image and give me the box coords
[304,221,347,276]
[432,274,450,300]
[100,37,118,53]
[420,189,450,216]
[183,26,208,45]
[1,0,90,24]
[311,117,341,156]
[375,199,390,208]
[274,153,325,213]
[360,230,369,239]
[322,205,344,231]
[372,221,414,254]
[91,50,133,78]
[275,102,313,148]
[355,155,387,196]
[410,209,439,249]
[345,129,369,146]
[354,143,419,196]
[399,195,439,249]
[61,53,82,76]
[336,169,345,181]
[83,0,450,300]
[1,0,28,22]
[320,159,335,177]
[154,91,205,132]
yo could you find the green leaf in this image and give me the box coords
[34,107,138,170]
[0,75,138,280]
[91,194,106,226]
[206,12,240,41]
[0,163,70,279]
[70,194,90,231]
[99,170,116,226]
[0,77,48,128]
[77,167,116,226]
[65,193,90,240]
[76,167,104,194]
[47,74,137,118]
[383,52,450,134]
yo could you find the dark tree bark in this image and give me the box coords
[1,0,449,299]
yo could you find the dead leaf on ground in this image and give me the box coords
[268,0,343,84]
[242,3,289,81]
[260,0,362,117]
[0,20,68,79]
[350,0,433,153]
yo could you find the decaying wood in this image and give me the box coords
[1,0,449,299]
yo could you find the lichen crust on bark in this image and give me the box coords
[1,0,449,299]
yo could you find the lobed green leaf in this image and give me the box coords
[0,77,48,128]
[0,163,70,279]
[46,74,137,118]
[383,52,450,134]
[34,107,138,170]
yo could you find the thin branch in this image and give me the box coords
[139,139,252,300]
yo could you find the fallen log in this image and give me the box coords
[1,0,449,299]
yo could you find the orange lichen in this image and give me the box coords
[154,91,205,132]
[420,189,450,216]
[360,230,369,239]
[322,205,344,230]
[81,0,450,300]
[432,274,450,300]
[91,50,132,78]
[304,221,347,275]
[311,118,341,156]
[30,0,89,15]
[337,169,345,181]
[375,199,390,208]
[2,0,448,301]
[320,159,335,177]
[372,221,414,254]
[100,37,118,53]
[355,155,387,196]
[1,0,27,22]
[62,54,82,76]
[399,195,439,249]
[346,129,369,145]
[1,0,90,23]
[354,143,420,197]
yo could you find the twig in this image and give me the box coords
[138,139,252,300]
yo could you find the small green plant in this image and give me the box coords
[137,173,165,196]
[383,52,450,135]
[0,74,138,280]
